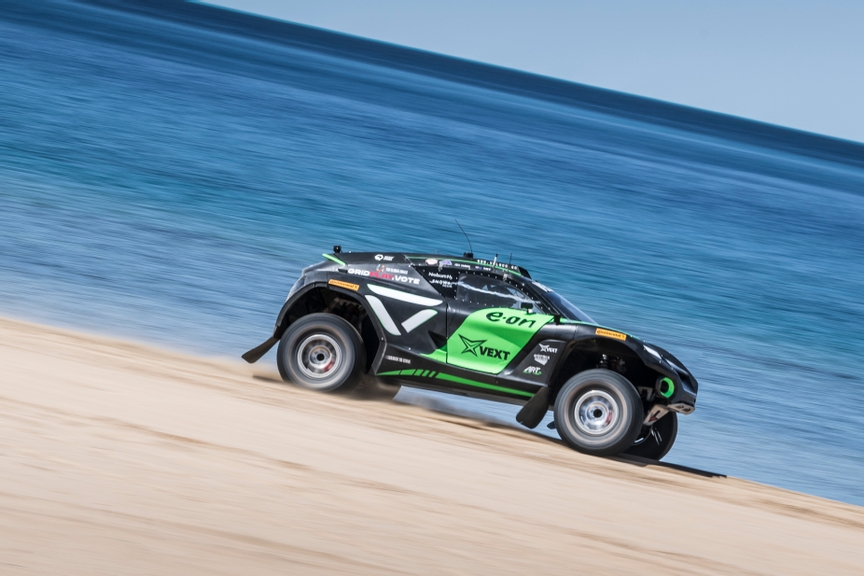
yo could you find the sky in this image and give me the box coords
[203,1,864,143]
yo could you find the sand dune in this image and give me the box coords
[0,317,861,575]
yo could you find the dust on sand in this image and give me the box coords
[1,317,862,575]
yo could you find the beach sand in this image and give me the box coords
[1,316,861,575]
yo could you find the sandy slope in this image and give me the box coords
[0,317,861,575]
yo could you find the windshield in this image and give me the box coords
[544,291,596,323]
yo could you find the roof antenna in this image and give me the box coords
[508,253,512,265]
[454,219,474,258]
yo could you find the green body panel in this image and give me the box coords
[423,348,448,363]
[445,308,553,374]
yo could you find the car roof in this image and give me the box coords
[327,251,532,278]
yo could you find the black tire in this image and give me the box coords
[277,313,365,393]
[624,412,678,461]
[553,369,644,457]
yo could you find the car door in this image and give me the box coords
[445,273,554,374]
[361,271,448,357]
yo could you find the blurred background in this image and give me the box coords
[1,0,863,505]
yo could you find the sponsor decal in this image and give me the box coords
[459,335,511,360]
[596,328,627,341]
[373,271,420,284]
[425,258,438,265]
[441,260,452,266]
[539,343,558,354]
[476,258,521,272]
[374,254,394,261]
[349,268,420,285]
[485,311,537,328]
[328,279,359,291]
[523,366,542,375]
[378,264,409,274]
[384,355,411,365]
[426,271,453,279]
[533,354,550,366]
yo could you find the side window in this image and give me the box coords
[456,274,539,310]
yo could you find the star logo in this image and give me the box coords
[459,335,485,356]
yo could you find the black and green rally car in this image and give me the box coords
[243,249,698,460]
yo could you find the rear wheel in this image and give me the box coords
[277,313,365,393]
[625,412,678,460]
[554,369,643,457]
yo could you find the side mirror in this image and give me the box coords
[520,301,534,311]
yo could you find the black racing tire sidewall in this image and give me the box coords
[277,313,365,393]
[624,411,678,461]
[554,369,644,457]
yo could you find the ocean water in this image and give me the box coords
[2,0,863,505]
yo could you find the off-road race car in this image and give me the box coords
[243,249,698,460]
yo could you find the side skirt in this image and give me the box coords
[378,369,536,400]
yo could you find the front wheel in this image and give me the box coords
[624,412,678,460]
[553,369,644,457]
[277,313,365,393]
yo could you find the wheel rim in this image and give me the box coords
[296,334,342,380]
[574,389,620,435]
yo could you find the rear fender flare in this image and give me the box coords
[272,283,387,366]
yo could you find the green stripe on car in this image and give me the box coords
[378,370,534,398]
[322,253,346,266]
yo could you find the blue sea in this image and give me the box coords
[2,0,863,505]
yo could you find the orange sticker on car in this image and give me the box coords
[595,328,626,341]
[328,279,359,291]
